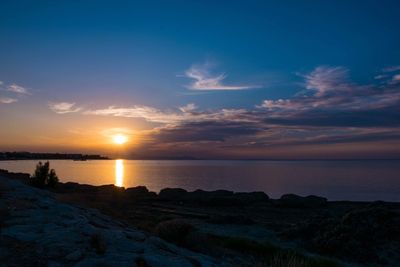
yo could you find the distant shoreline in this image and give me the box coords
[1,157,399,161]
[0,152,109,161]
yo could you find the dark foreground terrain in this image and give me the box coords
[1,169,399,267]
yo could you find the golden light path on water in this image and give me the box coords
[115,159,124,187]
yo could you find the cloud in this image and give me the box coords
[49,102,82,114]
[374,74,388,80]
[7,83,29,94]
[84,105,186,123]
[151,120,265,143]
[84,104,251,125]
[284,66,400,110]
[184,63,256,90]
[258,65,400,128]
[51,64,400,158]
[264,108,400,127]
[257,99,305,111]
[304,66,349,96]
[0,97,18,104]
[76,61,400,147]
[383,66,400,72]
[0,82,31,103]
[179,103,197,113]
[392,74,400,82]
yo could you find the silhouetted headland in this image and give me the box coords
[1,168,399,266]
[0,151,109,161]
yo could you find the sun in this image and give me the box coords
[113,134,128,145]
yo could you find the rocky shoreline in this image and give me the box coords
[0,173,225,266]
[1,169,400,266]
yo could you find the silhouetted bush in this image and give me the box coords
[270,252,308,267]
[155,219,195,245]
[135,256,149,267]
[0,184,10,228]
[47,169,58,187]
[30,161,59,188]
[90,233,107,254]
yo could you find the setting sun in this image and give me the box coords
[113,134,128,145]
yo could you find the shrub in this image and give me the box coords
[207,235,340,267]
[30,161,59,188]
[47,169,58,188]
[155,219,195,245]
[135,257,149,267]
[270,252,308,267]
[90,233,107,254]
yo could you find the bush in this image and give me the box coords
[270,252,308,267]
[155,219,195,245]
[90,233,107,255]
[30,161,59,188]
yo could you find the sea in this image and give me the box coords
[0,159,399,201]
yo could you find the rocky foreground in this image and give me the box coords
[1,169,400,267]
[0,175,224,266]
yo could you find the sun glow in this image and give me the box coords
[115,159,124,187]
[113,134,128,145]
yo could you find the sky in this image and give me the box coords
[0,0,400,159]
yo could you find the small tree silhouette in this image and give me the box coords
[30,161,59,188]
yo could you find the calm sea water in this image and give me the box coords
[0,160,399,201]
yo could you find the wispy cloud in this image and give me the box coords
[179,103,197,113]
[374,74,388,80]
[83,104,250,125]
[7,83,29,94]
[49,102,82,114]
[184,63,257,90]
[258,66,400,115]
[382,66,400,72]
[304,66,349,96]
[257,99,304,111]
[0,97,18,104]
[84,105,185,123]
[392,74,400,82]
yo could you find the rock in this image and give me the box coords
[278,194,327,208]
[0,169,30,183]
[57,182,97,193]
[234,192,270,203]
[125,186,156,199]
[158,189,270,206]
[208,214,254,225]
[191,189,234,198]
[185,190,244,206]
[65,250,84,261]
[158,188,188,200]
[0,175,225,266]
[125,230,146,242]
[97,184,124,194]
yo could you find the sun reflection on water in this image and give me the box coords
[115,159,124,187]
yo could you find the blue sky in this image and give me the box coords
[1,0,400,158]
